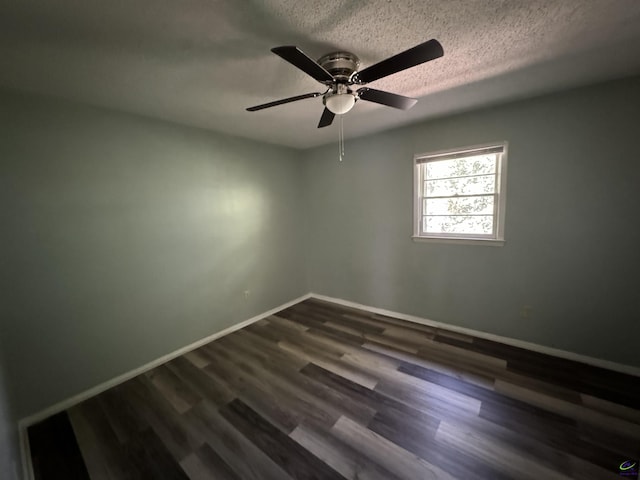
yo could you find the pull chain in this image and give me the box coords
[338,115,345,162]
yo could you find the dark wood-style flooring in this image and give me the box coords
[29,298,640,479]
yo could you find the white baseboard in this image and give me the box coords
[309,292,640,377]
[18,292,311,480]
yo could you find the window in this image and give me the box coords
[413,142,507,245]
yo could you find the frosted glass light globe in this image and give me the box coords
[325,93,356,115]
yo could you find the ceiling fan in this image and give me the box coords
[246,39,444,128]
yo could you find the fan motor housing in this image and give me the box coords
[317,51,360,82]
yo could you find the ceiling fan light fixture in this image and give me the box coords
[247,39,444,128]
[325,92,356,115]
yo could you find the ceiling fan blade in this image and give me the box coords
[317,108,335,128]
[272,46,334,84]
[355,39,443,84]
[246,92,322,111]
[357,88,417,110]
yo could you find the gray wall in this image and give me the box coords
[0,90,306,426]
[1,76,639,477]
[0,353,19,480]
[304,75,640,367]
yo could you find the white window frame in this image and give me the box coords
[413,142,508,246]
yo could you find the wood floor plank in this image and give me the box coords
[94,389,148,445]
[122,427,189,479]
[220,399,345,480]
[411,342,506,381]
[280,311,327,330]
[362,332,420,354]
[29,412,90,480]
[305,300,433,337]
[340,347,402,372]
[575,422,640,463]
[267,314,310,331]
[278,339,379,389]
[363,341,495,389]
[301,298,370,317]
[253,317,271,327]
[31,298,640,480]
[66,406,114,480]
[165,355,235,408]
[212,336,346,430]
[332,314,388,335]
[301,328,370,360]
[223,328,312,371]
[260,322,348,360]
[568,456,624,480]
[145,364,202,414]
[434,419,573,480]
[494,379,640,439]
[307,323,368,346]
[419,338,508,370]
[290,423,404,480]
[367,410,512,480]
[183,400,293,480]
[183,349,211,369]
[179,443,241,480]
[115,376,204,462]
[222,331,376,425]
[300,363,442,433]
[68,399,141,479]
[372,367,482,416]
[580,393,640,424]
[434,328,474,343]
[359,312,438,337]
[375,374,577,479]
[504,352,640,409]
[201,345,304,433]
[245,318,307,344]
[478,400,606,466]
[366,408,439,457]
[332,415,458,480]
[323,320,369,338]
[380,325,436,347]
[340,352,483,420]
[398,361,567,416]
[496,368,582,403]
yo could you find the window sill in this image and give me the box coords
[411,236,505,247]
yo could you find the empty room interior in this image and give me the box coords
[2,1,640,479]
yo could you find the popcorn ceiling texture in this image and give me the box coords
[1,0,640,148]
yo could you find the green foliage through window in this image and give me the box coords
[415,144,506,240]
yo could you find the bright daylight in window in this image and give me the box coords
[413,143,507,245]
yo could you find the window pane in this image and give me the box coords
[425,174,495,197]
[424,215,494,235]
[426,154,496,180]
[425,195,494,216]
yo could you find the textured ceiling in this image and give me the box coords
[2,0,640,149]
